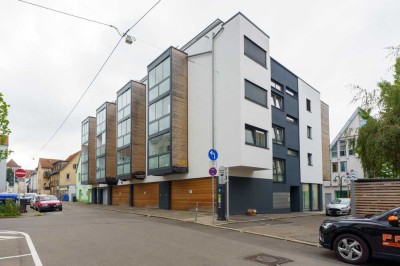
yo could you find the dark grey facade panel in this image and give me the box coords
[271,59,298,92]
[244,36,267,68]
[245,80,267,107]
[229,176,272,214]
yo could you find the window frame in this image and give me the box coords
[306,98,311,112]
[244,35,267,68]
[272,125,284,145]
[307,126,312,139]
[287,148,299,157]
[271,93,284,110]
[285,86,298,98]
[245,124,269,149]
[271,79,283,92]
[244,79,268,108]
[308,153,313,166]
[286,115,297,124]
[273,158,285,183]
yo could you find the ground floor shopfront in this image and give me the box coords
[89,176,322,215]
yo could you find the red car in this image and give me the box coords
[34,195,62,212]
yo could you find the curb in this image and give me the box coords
[78,203,321,248]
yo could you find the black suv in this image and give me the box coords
[319,207,400,264]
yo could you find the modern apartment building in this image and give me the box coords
[324,108,364,205]
[81,117,96,190]
[84,12,326,214]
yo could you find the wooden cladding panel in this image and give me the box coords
[131,81,146,174]
[355,181,400,215]
[112,185,130,206]
[106,103,117,178]
[133,183,159,208]
[320,102,330,182]
[88,117,97,185]
[171,48,188,169]
[171,177,216,212]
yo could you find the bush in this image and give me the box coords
[0,199,21,217]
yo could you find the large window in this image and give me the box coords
[81,143,88,163]
[82,122,89,144]
[148,57,172,172]
[148,133,170,170]
[82,162,88,183]
[96,132,106,157]
[148,57,171,101]
[117,118,131,148]
[244,36,266,68]
[273,158,285,182]
[149,96,171,136]
[117,148,131,176]
[272,125,284,145]
[245,124,268,148]
[271,93,283,109]
[245,80,267,107]
[312,184,319,211]
[97,108,106,134]
[302,184,310,211]
[117,89,131,121]
[96,157,105,179]
[340,161,347,172]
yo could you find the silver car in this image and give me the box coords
[325,198,351,216]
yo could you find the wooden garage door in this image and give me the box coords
[112,185,130,206]
[171,177,216,211]
[134,183,159,208]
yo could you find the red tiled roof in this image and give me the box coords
[7,159,20,168]
[38,158,60,169]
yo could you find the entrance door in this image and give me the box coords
[290,186,300,212]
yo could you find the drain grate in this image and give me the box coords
[244,253,293,266]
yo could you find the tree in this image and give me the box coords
[0,92,12,160]
[352,57,400,178]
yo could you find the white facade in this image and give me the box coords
[324,108,364,204]
[140,13,273,184]
[298,79,323,184]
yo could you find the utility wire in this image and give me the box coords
[35,0,162,156]
[18,0,123,36]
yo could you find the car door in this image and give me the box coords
[375,214,400,259]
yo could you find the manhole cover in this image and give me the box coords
[244,253,293,265]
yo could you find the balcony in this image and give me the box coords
[49,180,59,187]
[43,171,52,178]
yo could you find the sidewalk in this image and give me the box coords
[73,202,325,247]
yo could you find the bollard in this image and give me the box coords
[195,202,199,222]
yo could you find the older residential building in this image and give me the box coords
[324,108,364,205]
[37,158,60,194]
[59,151,80,200]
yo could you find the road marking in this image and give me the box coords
[0,236,23,240]
[0,231,43,266]
[0,254,31,260]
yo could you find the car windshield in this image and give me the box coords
[330,198,350,205]
[40,195,57,201]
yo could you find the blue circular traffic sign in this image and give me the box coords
[209,167,217,176]
[208,149,218,161]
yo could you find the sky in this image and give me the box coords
[1,0,400,170]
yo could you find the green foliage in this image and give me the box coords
[0,199,21,217]
[0,92,12,160]
[352,57,400,178]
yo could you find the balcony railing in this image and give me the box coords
[49,180,59,187]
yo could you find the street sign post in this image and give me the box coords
[208,149,218,225]
[209,167,217,176]
[15,169,26,178]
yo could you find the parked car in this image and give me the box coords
[34,195,62,212]
[326,198,351,216]
[319,207,400,264]
[30,194,45,209]
[22,193,37,203]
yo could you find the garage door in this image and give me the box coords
[112,185,130,206]
[133,183,159,208]
[171,177,216,211]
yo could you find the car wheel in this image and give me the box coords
[38,208,42,213]
[59,208,62,211]
[334,234,369,264]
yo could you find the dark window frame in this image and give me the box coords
[306,98,311,112]
[271,79,283,92]
[307,126,312,139]
[245,124,269,149]
[244,79,268,108]
[273,158,285,183]
[285,86,298,98]
[286,115,297,124]
[271,93,284,110]
[244,36,267,68]
[272,124,285,145]
[308,153,313,166]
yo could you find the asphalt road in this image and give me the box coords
[0,203,398,266]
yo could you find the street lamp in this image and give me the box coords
[334,175,346,198]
